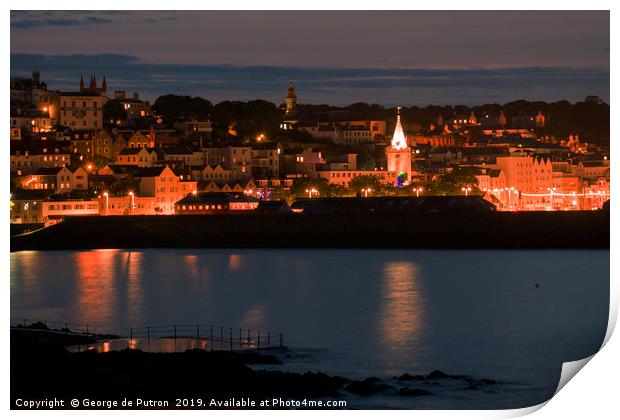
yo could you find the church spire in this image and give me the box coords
[499,110,507,127]
[79,74,84,90]
[391,106,408,150]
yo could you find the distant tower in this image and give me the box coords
[79,74,85,91]
[498,110,507,127]
[285,81,297,117]
[386,107,412,187]
[535,110,545,128]
[436,114,444,126]
[101,75,108,96]
[468,110,478,125]
[32,70,40,85]
[281,81,299,129]
[149,126,155,148]
[90,74,97,91]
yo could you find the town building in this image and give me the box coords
[19,166,88,194]
[54,75,107,130]
[115,147,158,167]
[191,164,235,183]
[199,179,258,195]
[99,165,197,215]
[175,192,260,214]
[69,130,96,161]
[93,130,115,159]
[251,142,281,178]
[576,160,610,181]
[10,142,71,176]
[316,170,397,187]
[10,111,54,136]
[174,120,213,137]
[109,90,152,123]
[57,92,105,130]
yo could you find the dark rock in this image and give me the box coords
[427,370,449,379]
[11,330,348,404]
[346,378,394,395]
[396,373,414,381]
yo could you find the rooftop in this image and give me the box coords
[176,192,259,205]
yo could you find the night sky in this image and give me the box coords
[10,10,610,106]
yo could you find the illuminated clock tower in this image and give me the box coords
[281,81,299,130]
[285,81,297,117]
[386,107,412,187]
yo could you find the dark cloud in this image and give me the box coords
[10,13,112,30]
[11,11,609,70]
[10,53,609,106]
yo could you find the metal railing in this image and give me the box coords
[11,318,285,351]
[128,324,284,350]
[10,318,94,336]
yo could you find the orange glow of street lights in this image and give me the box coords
[461,187,472,196]
[305,188,318,198]
[361,187,372,197]
[414,187,423,197]
[128,191,135,213]
[103,192,109,215]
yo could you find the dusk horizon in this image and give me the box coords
[10,53,610,106]
[11,10,610,105]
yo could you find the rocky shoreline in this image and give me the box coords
[11,328,513,410]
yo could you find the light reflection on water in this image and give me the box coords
[74,250,117,328]
[70,338,264,353]
[10,249,609,408]
[377,261,423,367]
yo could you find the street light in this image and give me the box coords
[414,187,423,197]
[305,188,318,198]
[461,186,472,196]
[103,192,109,215]
[506,188,513,209]
[361,188,372,197]
[547,187,556,210]
[128,191,135,214]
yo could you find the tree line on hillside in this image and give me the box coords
[151,95,610,145]
[272,169,481,203]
